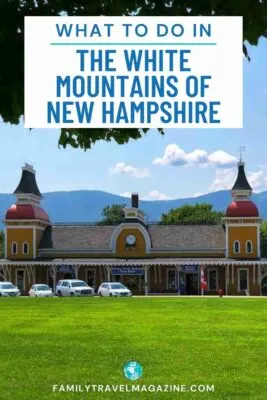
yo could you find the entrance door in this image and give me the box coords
[86,270,95,288]
[186,274,198,295]
[16,270,25,291]
[122,275,142,294]
[262,276,267,296]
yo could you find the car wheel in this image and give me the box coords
[109,293,113,297]
[57,291,62,297]
[70,292,74,297]
[0,293,2,297]
[99,292,103,297]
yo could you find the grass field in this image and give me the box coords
[0,298,266,400]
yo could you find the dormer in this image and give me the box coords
[124,193,146,225]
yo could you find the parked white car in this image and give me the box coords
[56,280,94,297]
[0,282,21,297]
[29,284,53,297]
[98,282,132,297]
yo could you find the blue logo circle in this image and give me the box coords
[123,361,143,381]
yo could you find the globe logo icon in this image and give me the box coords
[123,361,143,381]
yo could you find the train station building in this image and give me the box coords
[1,161,267,295]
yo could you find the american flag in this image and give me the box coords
[200,265,207,290]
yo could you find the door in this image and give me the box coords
[86,270,95,288]
[16,270,25,291]
[186,274,198,295]
[123,276,142,294]
[262,276,267,295]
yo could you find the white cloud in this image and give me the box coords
[209,168,267,193]
[209,168,236,192]
[120,192,132,198]
[141,190,173,201]
[109,162,150,178]
[192,192,206,198]
[248,170,264,191]
[153,145,237,168]
[208,150,237,168]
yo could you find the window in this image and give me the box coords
[167,269,176,291]
[23,242,29,254]
[208,270,218,290]
[239,269,248,291]
[246,241,253,253]
[11,242,18,254]
[233,241,240,254]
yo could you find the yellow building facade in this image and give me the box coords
[1,162,267,296]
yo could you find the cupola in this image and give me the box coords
[223,158,261,259]
[5,163,50,223]
[124,193,146,225]
[226,161,259,218]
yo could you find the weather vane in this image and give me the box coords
[25,159,34,167]
[237,146,246,162]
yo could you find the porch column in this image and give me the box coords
[177,266,180,295]
[258,264,262,295]
[6,265,12,282]
[158,266,162,284]
[253,264,256,285]
[0,265,5,281]
[74,265,80,279]
[144,267,149,296]
[99,265,103,283]
[107,266,111,281]
[154,265,157,284]
[51,265,57,293]
[33,266,36,284]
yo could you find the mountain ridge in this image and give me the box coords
[0,189,266,227]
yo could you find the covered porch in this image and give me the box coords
[1,258,267,295]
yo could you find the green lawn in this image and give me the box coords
[0,298,266,400]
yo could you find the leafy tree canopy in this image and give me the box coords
[261,221,267,238]
[99,203,147,224]
[0,0,266,149]
[161,203,224,224]
[98,204,126,225]
[260,221,267,257]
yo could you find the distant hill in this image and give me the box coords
[0,189,266,227]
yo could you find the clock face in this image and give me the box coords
[125,234,136,246]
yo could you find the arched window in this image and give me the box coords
[246,240,253,253]
[233,240,240,254]
[11,242,18,254]
[23,242,29,254]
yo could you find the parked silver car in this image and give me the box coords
[0,282,21,297]
[98,282,132,297]
[56,279,94,297]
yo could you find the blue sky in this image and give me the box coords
[1,38,267,200]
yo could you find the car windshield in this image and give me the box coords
[36,285,50,291]
[110,283,126,289]
[0,283,16,289]
[71,282,88,288]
